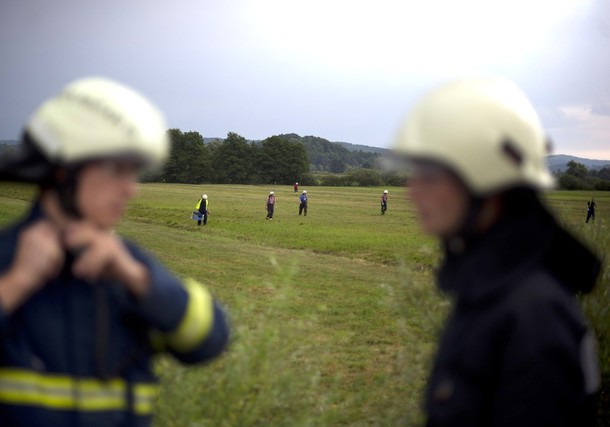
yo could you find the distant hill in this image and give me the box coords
[546,155,610,172]
[0,140,19,145]
[334,141,389,155]
[276,134,381,172]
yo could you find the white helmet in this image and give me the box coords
[29,77,168,166]
[269,191,274,195]
[395,77,554,195]
[383,190,388,194]
[202,194,208,200]
[0,77,169,216]
[302,190,307,194]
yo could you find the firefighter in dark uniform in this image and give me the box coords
[586,197,596,223]
[0,77,230,426]
[299,190,308,216]
[395,77,602,427]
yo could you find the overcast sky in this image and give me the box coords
[1,0,609,158]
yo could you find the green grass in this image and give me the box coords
[0,183,608,426]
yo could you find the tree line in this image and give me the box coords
[144,130,311,185]
[557,160,610,191]
[141,129,406,187]
[5,135,609,190]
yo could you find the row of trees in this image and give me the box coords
[5,135,609,190]
[557,161,610,191]
[145,130,311,185]
[146,130,409,186]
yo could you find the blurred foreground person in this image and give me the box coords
[395,77,601,427]
[0,77,229,426]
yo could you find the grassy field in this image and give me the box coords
[0,183,608,426]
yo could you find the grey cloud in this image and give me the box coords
[591,103,610,116]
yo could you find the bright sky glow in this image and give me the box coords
[1,0,609,158]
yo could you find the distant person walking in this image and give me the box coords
[294,182,299,192]
[586,197,596,223]
[266,191,276,220]
[381,190,388,214]
[195,193,209,226]
[299,190,308,216]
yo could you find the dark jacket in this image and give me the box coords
[425,196,601,427]
[0,204,230,426]
[197,198,208,214]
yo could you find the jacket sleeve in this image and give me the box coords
[124,242,230,364]
[492,289,595,427]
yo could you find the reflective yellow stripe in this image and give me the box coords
[164,278,214,353]
[0,369,158,414]
[133,383,158,415]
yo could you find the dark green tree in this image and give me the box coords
[566,160,588,179]
[258,136,310,184]
[211,132,255,184]
[597,166,610,181]
[162,129,210,183]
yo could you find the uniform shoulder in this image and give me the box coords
[502,269,586,334]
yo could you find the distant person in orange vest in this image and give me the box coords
[294,182,299,192]
[266,191,276,220]
[586,197,596,223]
[381,190,388,214]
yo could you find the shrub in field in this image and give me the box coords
[381,170,409,187]
[594,180,610,191]
[318,174,346,186]
[345,169,382,187]
[558,174,586,190]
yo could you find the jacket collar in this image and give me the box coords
[437,202,601,305]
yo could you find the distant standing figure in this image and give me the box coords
[195,193,209,226]
[586,197,596,223]
[294,182,299,192]
[299,190,308,216]
[381,190,388,214]
[266,191,276,220]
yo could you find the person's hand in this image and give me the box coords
[63,222,150,297]
[15,220,64,287]
[0,221,64,313]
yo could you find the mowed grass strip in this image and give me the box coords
[0,183,608,426]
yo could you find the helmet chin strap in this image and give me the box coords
[53,166,83,219]
[444,196,485,254]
